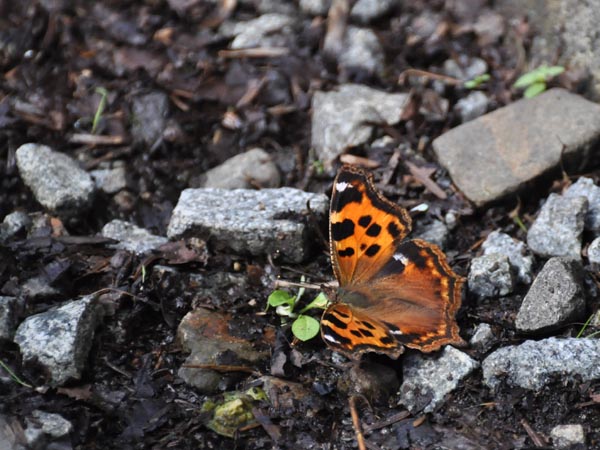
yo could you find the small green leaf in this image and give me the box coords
[540,65,565,78]
[513,71,544,89]
[92,87,108,134]
[299,292,329,314]
[267,290,295,308]
[292,315,321,341]
[276,304,297,318]
[524,82,546,98]
[464,73,490,89]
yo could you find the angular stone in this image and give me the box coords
[468,254,515,298]
[101,220,169,255]
[469,323,494,352]
[90,162,129,194]
[24,410,72,448]
[15,143,95,219]
[527,193,587,259]
[131,92,169,145]
[167,187,328,263]
[433,89,600,206]
[337,27,384,75]
[398,346,479,413]
[312,85,409,167]
[515,258,585,333]
[550,424,586,449]
[482,230,534,284]
[14,296,104,386]
[482,337,600,390]
[564,177,600,232]
[588,237,600,264]
[350,0,396,23]
[0,296,19,341]
[225,14,295,49]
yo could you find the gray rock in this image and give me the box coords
[443,56,488,81]
[527,193,587,259]
[398,346,479,413]
[24,410,72,448]
[564,177,600,232]
[468,254,515,298]
[14,296,104,386]
[0,297,19,342]
[299,0,330,15]
[470,323,495,352]
[177,308,268,393]
[21,276,60,301]
[223,14,295,49]
[254,0,297,15]
[482,230,534,284]
[588,237,600,264]
[444,209,459,230]
[0,414,26,450]
[90,162,129,194]
[15,143,95,218]
[0,211,31,242]
[414,220,448,250]
[515,257,585,333]
[167,187,328,263]
[338,27,384,75]
[101,220,168,255]
[433,89,600,206]
[131,92,169,146]
[482,337,600,390]
[550,424,586,449]
[197,148,280,189]
[350,0,396,23]
[455,91,489,122]
[312,85,408,166]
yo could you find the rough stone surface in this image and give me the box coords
[312,85,408,166]
[398,346,479,413]
[468,254,515,298]
[299,0,330,15]
[443,56,488,81]
[14,296,104,386]
[482,230,534,284]
[337,27,384,74]
[177,308,268,393]
[469,323,495,352]
[550,424,586,449]
[224,14,295,49]
[167,187,328,263]
[414,220,448,250]
[15,143,95,218]
[131,92,169,146]
[482,337,600,390]
[350,0,396,23]
[527,193,587,259]
[515,257,585,333]
[455,90,489,122]
[24,410,72,448]
[564,177,600,232]
[21,276,60,300]
[433,89,600,206]
[0,297,19,342]
[588,236,600,264]
[196,148,280,189]
[90,162,129,194]
[101,220,168,255]
[0,211,31,242]
[0,414,26,449]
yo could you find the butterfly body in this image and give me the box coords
[321,165,464,359]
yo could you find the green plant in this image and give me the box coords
[513,65,565,98]
[267,286,328,342]
[92,87,109,134]
[464,73,490,89]
[0,359,33,388]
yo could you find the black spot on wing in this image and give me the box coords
[358,215,372,228]
[398,241,427,269]
[376,255,406,278]
[350,329,363,338]
[323,312,347,330]
[332,183,363,213]
[360,244,366,250]
[322,324,352,346]
[338,247,355,257]
[359,328,374,337]
[365,244,381,257]
[366,223,381,237]
[379,336,395,345]
[359,320,376,330]
[387,221,401,239]
[331,219,355,241]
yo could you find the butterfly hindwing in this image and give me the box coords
[330,165,412,286]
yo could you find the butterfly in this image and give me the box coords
[320,165,465,359]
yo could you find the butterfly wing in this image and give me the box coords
[330,165,412,287]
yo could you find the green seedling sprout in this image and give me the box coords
[513,65,565,98]
[92,87,109,134]
[464,74,490,89]
[0,359,33,388]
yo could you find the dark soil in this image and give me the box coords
[1,1,599,449]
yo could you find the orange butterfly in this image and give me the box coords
[321,165,465,359]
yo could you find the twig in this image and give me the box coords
[349,395,367,450]
[69,133,127,146]
[273,279,323,291]
[363,410,410,433]
[520,418,548,447]
[218,47,289,58]
[398,68,463,86]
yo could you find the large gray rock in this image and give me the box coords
[515,258,586,333]
[398,346,479,413]
[14,296,104,386]
[482,230,534,284]
[196,148,280,189]
[15,143,95,219]
[0,211,31,242]
[312,85,409,167]
[527,193,587,259]
[564,177,600,232]
[101,220,169,255]
[433,89,600,206]
[24,410,72,449]
[167,187,328,263]
[482,337,600,390]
